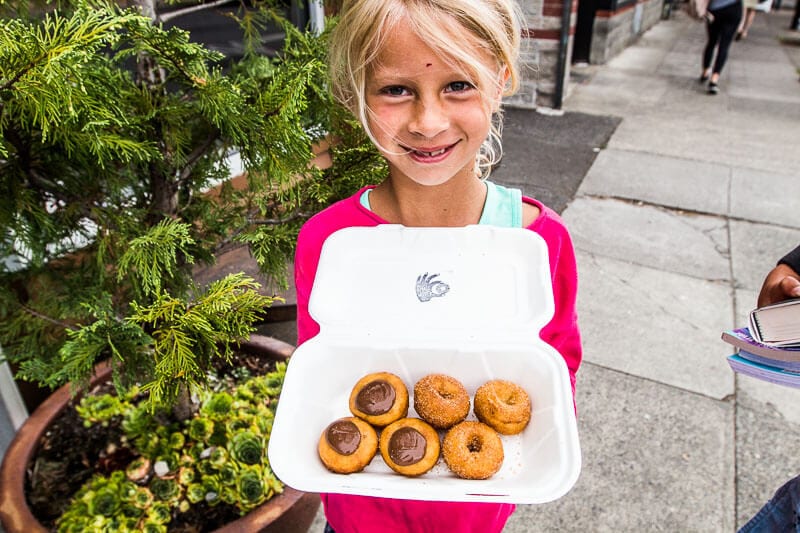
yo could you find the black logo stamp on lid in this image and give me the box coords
[415,272,450,302]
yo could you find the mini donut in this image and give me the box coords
[379,417,441,477]
[473,379,532,435]
[413,374,470,429]
[349,372,409,427]
[442,421,504,480]
[318,417,378,474]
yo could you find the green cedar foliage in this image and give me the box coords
[0,0,383,407]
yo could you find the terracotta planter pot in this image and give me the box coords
[0,335,319,533]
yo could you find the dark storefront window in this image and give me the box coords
[162,0,314,61]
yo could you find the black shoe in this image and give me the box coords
[707,82,719,94]
[700,73,709,83]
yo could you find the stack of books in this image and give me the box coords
[722,299,800,387]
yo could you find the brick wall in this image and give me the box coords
[591,0,663,63]
[505,0,578,109]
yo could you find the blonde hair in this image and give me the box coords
[328,0,522,178]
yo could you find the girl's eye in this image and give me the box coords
[382,86,410,96]
[446,81,474,93]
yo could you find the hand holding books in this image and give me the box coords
[722,244,800,387]
[757,247,800,308]
[751,244,800,347]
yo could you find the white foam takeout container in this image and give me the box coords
[268,225,581,504]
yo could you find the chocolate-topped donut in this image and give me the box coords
[379,417,441,477]
[318,416,378,474]
[326,419,362,454]
[349,372,409,427]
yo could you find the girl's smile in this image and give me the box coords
[403,142,458,163]
[365,19,497,187]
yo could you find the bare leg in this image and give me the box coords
[738,8,756,38]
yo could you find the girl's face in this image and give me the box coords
[364,19,498,187]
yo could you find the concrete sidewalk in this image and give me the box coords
[504,6,800,532]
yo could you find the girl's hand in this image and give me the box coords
[757,263,800,307]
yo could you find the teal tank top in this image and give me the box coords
[359,181,522,228]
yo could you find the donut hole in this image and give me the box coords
[467,435,483,453]
[504,392,521,405]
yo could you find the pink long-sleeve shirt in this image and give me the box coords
[294,186,581,533]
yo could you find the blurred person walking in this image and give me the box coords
[737,0,772,40]
[700,0,744,94]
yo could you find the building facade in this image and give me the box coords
[507,0,666,109]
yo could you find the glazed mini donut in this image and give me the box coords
[379,417,441,477]
[318,417,378,474]
[349,372,409,427]
[442,421,504,480]
[413,374,470,429]
[473,379,532,435]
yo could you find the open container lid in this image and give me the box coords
[307,225,555,342]
[269,225,580,504]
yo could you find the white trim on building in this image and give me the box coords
[0,357,28,430]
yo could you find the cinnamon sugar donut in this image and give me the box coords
[349,372,409,427]
[442,421,504,480]
[318,417,378,474]
[413,374,470,429]
[379,417,441,477]
[473,379,531,435]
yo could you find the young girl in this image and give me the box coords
[294,0,582,530]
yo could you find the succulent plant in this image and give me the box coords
[76,394,130,427]
[177,466,195,486]
[230,431,264,465]
[211,446,229,466]
[122,404,159,438]
[188,417,214,443]
[57,472,162,532]
[148,502,172,524]
[149,478,182,505]
[56,363,288,531]
[131,487,155,510]
[237,467,268,508]
[185,483,206,504]
[204,391,235,418]
[125,457,152,483]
